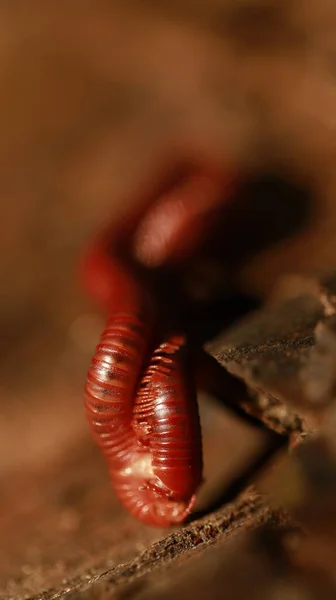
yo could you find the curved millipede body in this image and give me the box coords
[83,244,203,527]
[82,164,233,527]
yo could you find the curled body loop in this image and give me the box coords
[83,246,203,527]
[82,162,233,526]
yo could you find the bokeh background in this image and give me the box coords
[2,1,336,598]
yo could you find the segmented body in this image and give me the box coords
[83,244,203,527]
[82,163,233,527]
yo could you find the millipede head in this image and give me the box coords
[139,493,197,528]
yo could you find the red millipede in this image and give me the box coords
[82,163,234,527]
[83,243,203,527]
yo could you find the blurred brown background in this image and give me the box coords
[2,1,336,598]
